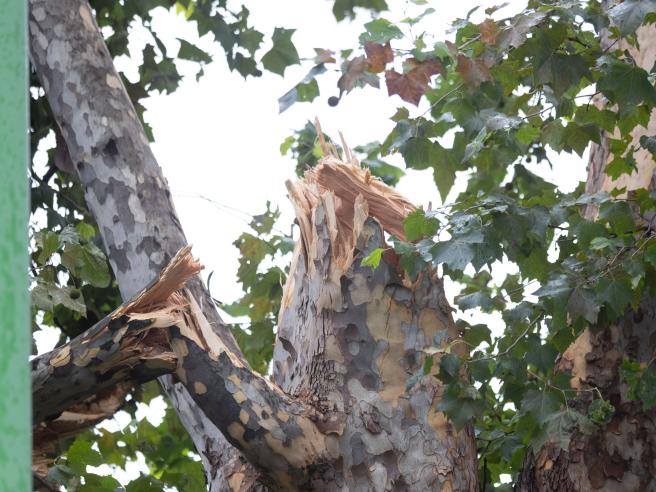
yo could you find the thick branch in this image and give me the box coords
[32,246,199,424]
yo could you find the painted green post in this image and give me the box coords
[0,0,30,489]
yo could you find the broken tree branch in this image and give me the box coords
[32,246,334,489]
[32,246,200,425]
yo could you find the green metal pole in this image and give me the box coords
[0,0,30,489]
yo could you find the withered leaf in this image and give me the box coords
[479,19,498,45]
[456,54,492,88]
[364,42,393,73]
[385,58,443,106]
[338,56,379,94]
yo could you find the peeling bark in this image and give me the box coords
[517,22,656,492]
[28,0,261,488]
[275,155,479,490]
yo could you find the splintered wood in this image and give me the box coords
[115,245,202,316]
[284,150,416,311]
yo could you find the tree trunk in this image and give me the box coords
[516,24,656,492]
[28,0,262,488]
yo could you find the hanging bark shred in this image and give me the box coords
[33,383,132,478]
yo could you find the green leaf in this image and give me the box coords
[598,201,634,235]
[32,280,86,314]
[536,409,593,450]
[431,240,474,272]
[177,38,212,63]
[79,474,123,492]
[280,135,294,155]
[516,124,540,145]
[596,276,633,317]
[403,209,438,241]
[456,291,494,311]
[608,0,656,36]
[240,28,264,55]
[521,389,561,425]
[640,135,656,155]
[61,243,111,288]
[598,61,656,114]
[278,64,326,112]
[359,18,403,44]
[66,437,103,475]
[127,475,165,492]
[637,367,656,410]
[536,54,590,98]
[437,383,484,429]
[35,230,60,265]
[438,353,461,384]
[567,287,599,324]
[261,28,300,76]
[361,247,384,269]
[333,0,388,22]
[605,156,637,180]
[526,341,558,374]
[462,324,491,348]
[75,222,96,241]
[588,398,615,425]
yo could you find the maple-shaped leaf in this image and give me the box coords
[456,54,492,88]
[313,48,336,64]
[364,42,393,73]
[385,58,443,105]
[479,19,498,45]
[338,56,379,94]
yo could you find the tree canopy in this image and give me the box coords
[30,0,656,490]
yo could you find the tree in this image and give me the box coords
[28,0,656,491]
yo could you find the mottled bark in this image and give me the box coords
[516,23,656,492]
[27,0,263,488]
[32,309,175,425]
[32,245,201,426]
[274,157,479,490]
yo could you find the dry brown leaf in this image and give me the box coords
[456,54,492,88]
[479,19,498,45]
[364,42,393,73]
[385,58,443,106]
[338,56,380,94]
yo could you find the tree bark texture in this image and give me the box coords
[27,0,262,488]
[516,24,656,492]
